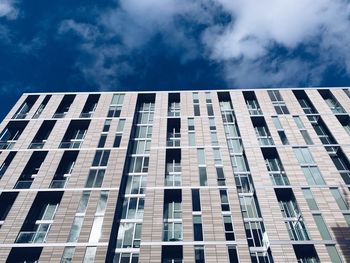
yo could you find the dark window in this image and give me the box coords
[194,245,205,263]
[113,135,122,148]
[0,192,18,221]
[193,215,203,241]
[53,95,76,118]
[33,95,51,119]
[80,94,100,118]
[98,134,107,148]
[228,246,239,263]
[29,120,56,149]
[168,93,180,117]
[0,151,17,178]
[15,151,48,189]
[161,245,183,263]
[191,189,201,212]
[0,121,29,149]
[7,247,43,263]
[13,95,39,119]
[92,150,110,167]
[293,245,319,263]
[60,120,90,148]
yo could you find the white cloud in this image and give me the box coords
[58,0,350,88]
[202,0,350,86]
[0,0,19,20]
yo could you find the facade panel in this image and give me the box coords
[0,88,349,262]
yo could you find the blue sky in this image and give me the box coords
[1,0,350,120]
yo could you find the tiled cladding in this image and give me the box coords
[0,88,349,262]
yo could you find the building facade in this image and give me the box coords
[0,88,350,263]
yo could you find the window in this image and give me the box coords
[114,119,125,147]
[319,89,346,114]
[97,134,107,148]
[223,215,235,240]
[113,253,139,263]
[126,175,147,194]
[0,151,16,178]
[244,221,265,247]
[88,216,104,243]
[227,246,239,263]
[199,167,207,186]
[85,169,105,188]
[163,190,182,241]
[189,133,196,146]
[15,151,48,189]
[121,197,145,219]
[194,245,205,263]
[107,94,125,117]
[188,118,195,131]
[302,166,325,185]
[192,189,201,212]
[193,215,203,241]
[128,156,149,173]
[293,116,313,145]
[293,245,319,263]
[302,188,319,210]
[0,121,28,149]
[330,188,349,210]
[235,174,253,193]
[240,196,261,218]
[272,116,289,145]
[193,92,200,116]
[197,149,205,165]
[252,117,274,145]
[92,150,110,167]
[293,148,315,165]
[83,247,97,262]
[313,214,332,240]
[33,95,51,119]
[268,90,289,114]
[165,151,182,187]
[13,95,39,119]
[293,90,318,114]
[67,217,84,242]
[116,223,142,248]
[53,95,75,118]
[59,120,90,149]
[326,245,342,263]
[0,192,18,221]
[50,151,78,188]
[103,119,112,132]
[243,91,262,115]
[220,190,230,211]
[61,247,75,262]
[167,119,181,147]
[16,192,63,244]
[168,93,180,117]
[205,92,214,116]
[285,220,310,240]
[80,94,100,118]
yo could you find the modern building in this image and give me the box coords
[0,88,350,263]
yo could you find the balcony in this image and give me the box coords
[16,231,48,243]
[59,140,83,149]
[49,179,68,189]
[14,180,33,189]
[28,142,46,149]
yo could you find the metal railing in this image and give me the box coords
[14,180,33,189]
[16,231,48,243]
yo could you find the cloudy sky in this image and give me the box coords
[1,0,350,119]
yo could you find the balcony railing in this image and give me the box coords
[163,230,183,241]
[12,113,28,119]
[28,142,45,149]
[16,231,48,243]
[52,112,67,118]
[0,141,15,150]
[79,112,93,118]
[49,179,68,189]
[14,180,33,189]
[59,141,83,149]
